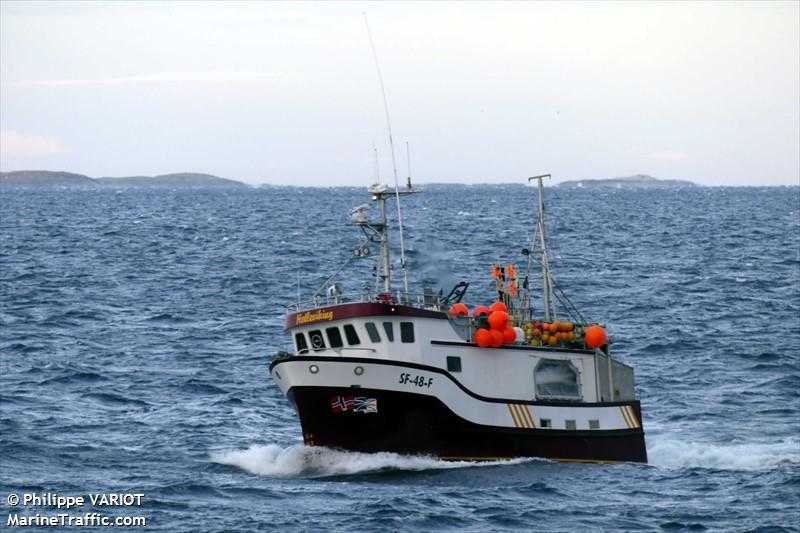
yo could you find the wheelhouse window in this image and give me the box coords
[343,324,360,345]
[364,322,381,342]
[326,327,343,349]
[400,322,415,343]
[294,333,308,354]
[534,359,581,400]
[308,330,326,351]
[382,322,394,342]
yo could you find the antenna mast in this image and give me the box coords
[529,174,555,321]
[406,141,412,190]
[372,144,380,185]
[364,13,410,296]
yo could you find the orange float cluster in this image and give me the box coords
[474,302,515,348]
[449,303,608,351]
[524,321,607,349]
[524,320,576,347]
[450,302,518,348]
[448,303,469,317]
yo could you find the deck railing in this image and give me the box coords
[285,289,445,313]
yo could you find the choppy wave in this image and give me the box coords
[211,444,531,478]
[648,436,800,471]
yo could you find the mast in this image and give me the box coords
[379,193,391,292]
[364,13,410,297]
[373,145,380,185]
[366,185,418,296]
[406,141,412,190]
[529,174,555,321]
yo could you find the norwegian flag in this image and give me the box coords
[330,395,355,412]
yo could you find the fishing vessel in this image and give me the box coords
[269,175,647,463]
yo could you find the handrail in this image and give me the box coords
[285,289,444,313]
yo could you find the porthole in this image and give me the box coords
[354,366,364,376]
[309,364,319,374]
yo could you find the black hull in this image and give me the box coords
[288,386,648,463]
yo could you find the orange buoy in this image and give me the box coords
[551,320,561,332]
[502,326,516,344]
[542,322,550,332]
[488,311,509,330]
[475,328,491,347]
[548,335,558,346]
[489,329,504,347]
[584,325,607,349]
[473,305,490,317]
[506,264,515,279]
[565,322,574,332]
[489,302,507,314]
[449,303,469,317]
[541,333,550,344]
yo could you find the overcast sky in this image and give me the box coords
[1,1,798,186]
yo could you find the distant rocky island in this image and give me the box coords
[0,170,248,188]
[558,174,696,187]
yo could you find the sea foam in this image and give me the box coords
[211,444,529,478]
[647,436,799,471]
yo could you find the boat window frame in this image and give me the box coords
[343,324,360,346]
[533,358,582,401]
[400,322,415,343]
[364,322,381,343]
[382,322,394,342]
[294,332,309,354]
[325,326,344,349]
[446,356,462,373]
[308,329,326,351]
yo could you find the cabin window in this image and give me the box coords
[308,330,326,351]
[365,322,381,342]
[589,419,600,429]
[534,359,582,400]
[326,327,343,349]
[294,333,308,354]
[400,322,415,343]
[540,419,552,428]
[565,419,577,430]
[383,322,394,342]
[343,324,360,346]
[446,356,462,373]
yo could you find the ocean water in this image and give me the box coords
[1,184,798,532]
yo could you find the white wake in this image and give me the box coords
[211,444,529,478]
[647,436,799,471]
